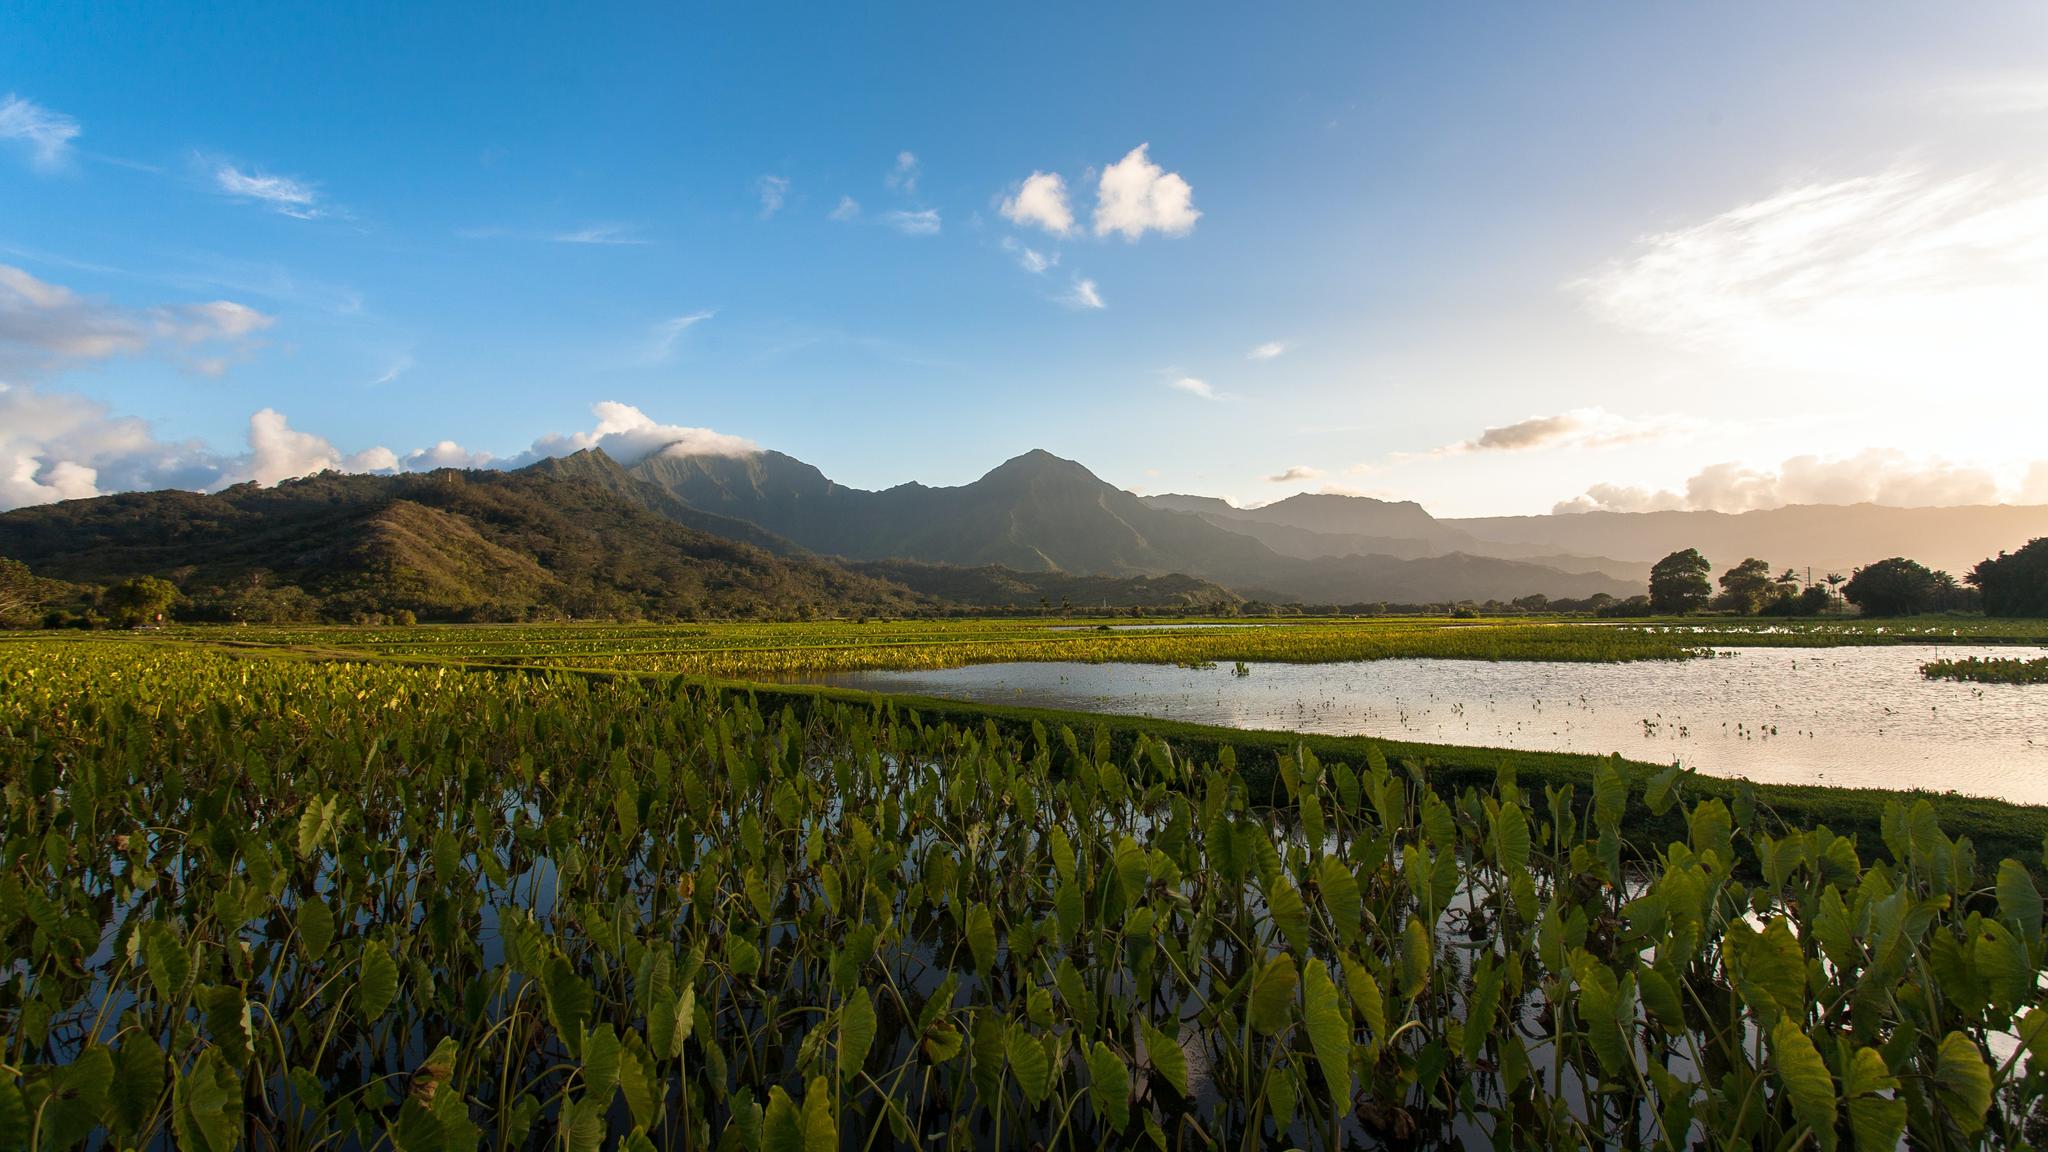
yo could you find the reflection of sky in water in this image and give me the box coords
[811,645,2048,804]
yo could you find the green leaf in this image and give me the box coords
[199,984,253,1066]
[618,1046,658,1130]
[1842,1046,1905,1152]
[142,922,190,1001]
[1494,802,1530,874]
[1317,857,1361,941]
[1248,953,1299,1036]
[1724,917,1805,1022]
[1266,879,1310,954]
[1644,763,1683,816]
[839,988,877,1080]
[670,983,696,1059]
[765,1078,837,1152]
[581,1023,622,1101]
[1342,954,1386,1043]
[111,1037,168,1138]
[1769,1018,1837,1152]
[965,903,997,977]
[172,1048,244,1152]
[1007,1023,1052,1105]
[1593,757,1627,833]
[1931,1031,1992,1136]
[1087,1041,1131,1133]
[1400,915,1432,1000]
[1142,1019,1188,1097]
[1301,958,1351,1105]
[358,941,399,1022]
[544,956,594,1057]
[1998,858,2043,944]
[558,1096,605,1152]
[41,1045,114,1152]
[298,898,335,961]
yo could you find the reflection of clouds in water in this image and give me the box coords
[820,645,2048,804]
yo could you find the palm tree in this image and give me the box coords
[1824,572,1846,606]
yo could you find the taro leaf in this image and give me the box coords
[965,903,997,977]
[1007,1022,1052,1105]
[1301,958,1351,1105]
[544,956,594,1057]
[1300,793,1325,852]
[143,921,191,1000]
[1400,916,1432,1001]
[1769,1018,1837,1152]
[1842,1046,1905,1152]
[1998,858,2043,945]
[1494,802,1530,875]
[1341,954,1387,1043]
[1644,763,1683,816]
[1087,1042,1132,1133]
[618,1046,658,1131]
[112,1036,168,1138]
[558,1096,606,1152]
[970,1014,1007,1099]
[198,983,253,1066]
[1141,1019,1188,1098]
[1724,917,1805,1023]
[40,1044,114,1152]
[1593,758,1627,834]
[1248,953,1299,1036]
[172,1048,244,1152]
[763,1079,836,1152]
[358,941,400,1022]
[839,988,877,1080]
[1317,857,1361,942]
[1636,967,1685,1033]
[1931,1031,1992,1136]
[1570,954,1630,1080]
[0,1080,26,1151]
[921,1019,964,1063]
[581,1023,622,1101]
[1054,878,1084,946]
[1266,879,1310,955]
[670,984,696,1059]
[389,1097,444,1152]
[1975,919,2031,1013]
[298,898,336,962]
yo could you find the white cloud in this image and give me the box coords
[513,401,756,466]
[885,151,920,194]
[1168,376,1216,399]
[1,264,272,374]
[1554,449,2030,514]
[1001,171,1074,236]
[829,195,861,221]
[1268,465,1323,483]
[370,355,414,387]
[648,310,715,361]
[757,174,789,219]
[1575,165,2048,388]
[1093,144,1200,240]
[401,440,493,470]
[1930,73,2048,116]
[882,209,942,236]
[1062,277,1105,310]
[1247,341,1289,361]
[2022,462,2048,504]
[552,223,651,246]
[1000,237,1057,274]
[0,94,79,171]
[214,164,323,219]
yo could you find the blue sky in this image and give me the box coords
[4,2,2045,516]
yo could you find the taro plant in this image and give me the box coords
[1,639,2045,1150]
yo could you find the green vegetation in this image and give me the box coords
[1923,656,2048,685]
[1971,538,2048,618]
[1648,549,1712,614]
[5,639,2048,1150]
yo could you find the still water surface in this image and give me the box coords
[804,645,2048,803]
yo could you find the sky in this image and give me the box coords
[3,2,2047,517]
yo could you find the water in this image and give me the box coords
[1040,621,1273,631]
[801,645,2048,803]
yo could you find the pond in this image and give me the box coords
[798,644,2048,803]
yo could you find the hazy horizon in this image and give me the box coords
[5,2,2046,518]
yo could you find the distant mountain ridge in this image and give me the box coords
[619,447,1642,603]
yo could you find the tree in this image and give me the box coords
[1648,549,1713,614]
[1714,558,1775,615]
[1823,572,1846,607]
[1843,558,1936,617]
[1969,537,2048,617]
[104,575,179,626]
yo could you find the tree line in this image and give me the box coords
[1645,537,2047,617]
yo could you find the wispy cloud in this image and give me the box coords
[214,163,324,219]
[1001,237,1057,274]
[647,310,716,361]
[1062,277,1104,310]
[1436,407,1688,455]
[828,195,861,221]
[370,354,414,387]
[885,151,920,194]
[1928,73,2048,117]
[1094,144,1199,240]
[1554,449,2023,514]
[882,209,941,236]
[1168,375,1219,399]
[1001,171,1074,236]
[1,263,274,376]
[1247,341,1289,361]
[1574,164,2048,387]
[0,94,80,172]
[552,223,652,246]
[757,174,789,219]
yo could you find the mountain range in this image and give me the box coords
[5,438,2042,622]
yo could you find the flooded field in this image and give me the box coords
[805,644,2048,802]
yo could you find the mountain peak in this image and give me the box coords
[983,449,1098,484]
